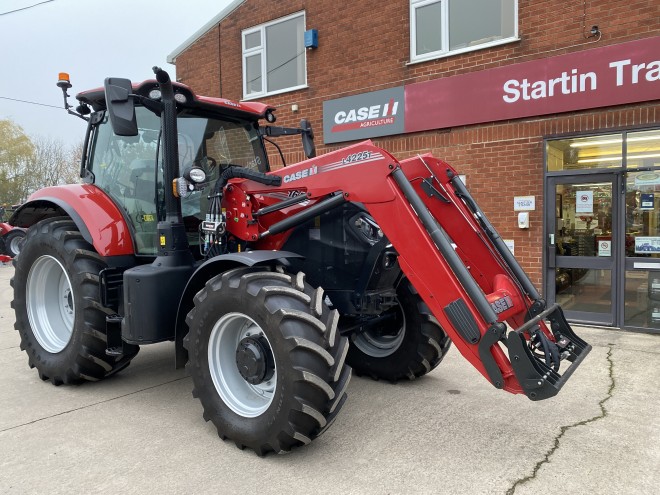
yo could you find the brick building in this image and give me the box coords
[168,0,660,332]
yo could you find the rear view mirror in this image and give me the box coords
[300,119,316,159]
[104,77,138,136]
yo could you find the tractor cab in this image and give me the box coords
[74,79,272,257]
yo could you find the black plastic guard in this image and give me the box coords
[507,305,591,400]
[444,299,481,344]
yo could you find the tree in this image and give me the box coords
[0,119,35,207]
[22,136,81,198]
[0,118,82,207]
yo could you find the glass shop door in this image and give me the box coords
[546,175,619,325]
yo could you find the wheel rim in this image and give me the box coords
[353,304,406,358]
[208,312,277,418]
[26,255,75,353]
[9,234,24,256]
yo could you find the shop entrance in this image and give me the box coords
[546,175,619,325]
[545,129,660,332]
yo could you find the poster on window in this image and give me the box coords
[635,173,660,187]
[598,240,612,257]
[635,237,660,253]
[575,191,593,213]
[641,193,655,211]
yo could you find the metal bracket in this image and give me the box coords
[477,322,507,389]
[421,177,450,203]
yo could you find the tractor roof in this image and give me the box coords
[76,79,275,122]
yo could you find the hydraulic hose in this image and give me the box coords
[214,166,282,195]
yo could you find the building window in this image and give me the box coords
[242,12,306,99]
[410,0,517,63]
[546,130,660,172]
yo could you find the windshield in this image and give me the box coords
[88,106,267,255]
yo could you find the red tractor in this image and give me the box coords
[9,68,590,455]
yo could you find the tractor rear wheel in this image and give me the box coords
[184,266,351,455]
[11,217,138,385]
[346,278,451,381]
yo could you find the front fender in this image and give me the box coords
[174,250,303,368]
[9,184,134,256]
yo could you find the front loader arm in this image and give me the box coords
[231,141,590,400]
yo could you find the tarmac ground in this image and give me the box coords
[1,263,658,494]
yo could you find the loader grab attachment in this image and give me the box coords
[238,143,591,400]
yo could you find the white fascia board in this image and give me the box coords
[167,0,246,64]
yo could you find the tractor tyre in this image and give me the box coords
[4,229,26,258]
[11,217,139,385]
[184,266,351,455]
[346,278,451,381]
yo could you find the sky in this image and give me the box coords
[0,0,234,146]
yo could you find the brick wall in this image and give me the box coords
[173,0,660,289]
[175,25,221,97]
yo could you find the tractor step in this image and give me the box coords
[99,267,125,310]
[105,314,124,356]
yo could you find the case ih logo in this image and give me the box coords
[283,165,318,183]
[323,86,405,144]
[332,99,400,133]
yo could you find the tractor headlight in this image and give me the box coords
[187,167,207,184]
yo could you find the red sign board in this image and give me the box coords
[405,36,660,133]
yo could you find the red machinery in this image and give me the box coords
[8,69,590,455]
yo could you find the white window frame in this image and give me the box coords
[242,11,307,100]
[409,0,519,64]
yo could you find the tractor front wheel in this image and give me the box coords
[11,217,138,384]
[184,266,351,455]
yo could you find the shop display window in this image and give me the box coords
[624,130,660,257]
[547,133,623,171]
[624,270,660,331]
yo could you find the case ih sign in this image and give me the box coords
[323,36,659,144]
[323,87,405,144]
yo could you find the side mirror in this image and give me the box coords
[104,77,138,136]
[300,119,316,159]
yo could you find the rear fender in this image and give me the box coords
[9,184,134,256]
[174,250,303,368]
